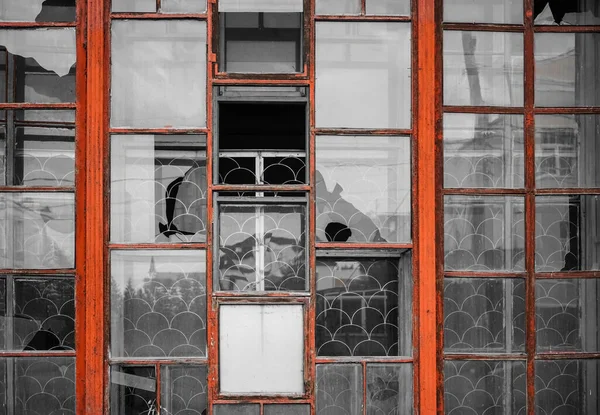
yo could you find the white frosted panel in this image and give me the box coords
[219,0,302,12]
[219,304,304,394]
[316,22,411,129]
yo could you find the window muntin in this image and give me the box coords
[110,20,207,128]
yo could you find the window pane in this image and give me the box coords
[537,279,600,352]
[444,278,525,353]
[0,110,75,187]
[0,0,76,22]
[444,113,524,188]
[444,0,523,23]
[112,0,156,12]
[219,304,304,394]
[161,366,207,415]
[111,250,207,358]
[534,0,600,25]
[0,29,76,103]
[444,31,523,107]
[367,364,413,415]
[535,196,600,272]
[445,360,526,414]
[110,366,156,414]
[316,364,363,415]
[162,0,207,13]
[536,115,600,188]
[316,136,411,243]
[366,0,410,15]
[535,360,600,414]
[0,192,75,269]
[111,21,207,128]
[264,404,310,415]
[219,12,303,73]
[218,203,307,291]
[110,135,207,243]
[316,22,411,129]
[316,255,412,357]
[219,0,302,12]
[14,278,75,351]
[214,404,260,415]
[316,0,360,15]
[444,196,525,271]
[535,33,600,108]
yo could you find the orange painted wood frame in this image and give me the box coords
[76,0,441,413]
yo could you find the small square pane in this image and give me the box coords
[0,192,75,269]
[219,304,304,394]
[535,360,600,414]
[0,0,76,22]
[214,404,260,415]
[110,366,156,414]
[444,0,523,23]
[316,22,411,129]
[535,33,600,108]
[444,278,525,353]
[445,361,526,414]
[112,0,156,12]
[0,29,76,103]
[316,364,363,414]
[111,250,207,358]
[111,21,207,128]
[15,357,76,414]
[537,279,600,352]
[367,364,413,414]
[535,196,600,272]
[218,203,307,291]
[444,31,523,107]
[444,114,524,188]
[316,0,360,15]
[110,135,207,243]
[161,366,207,415]
[316,255,412,356]
[15,278,75,351]
[366,0,410,15]
[316,136,411,243]
[535,115,600,188]
[534,0,600,25]
[162,0,207,13]
[264,404,310,415]
[444,196,525,271]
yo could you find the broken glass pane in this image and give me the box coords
[0,0,76,22]
[535,0,600,25]
[110,366,156,414]
[0,29,76,103]
[316,136,411,243]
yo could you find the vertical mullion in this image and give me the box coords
[361,0,366,15]
[155,363,161,414]
[157,0,162,13]
[6,278,14,414]
[416,0,439,412]
[523,0,536,413]
[362,361,367,415]
[81,0,109,412]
